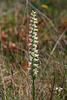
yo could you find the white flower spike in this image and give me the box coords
[28,10,39,78]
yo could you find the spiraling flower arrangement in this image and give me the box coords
[28,10,39,78]
[28,10,39,100]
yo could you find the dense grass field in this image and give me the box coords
[0,0,67,100]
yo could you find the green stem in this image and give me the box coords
[33,77,35,100]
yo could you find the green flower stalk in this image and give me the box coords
[28,10,39,100]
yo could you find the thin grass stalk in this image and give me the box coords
[33,77,35,100]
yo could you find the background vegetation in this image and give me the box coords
[0,0,67,100]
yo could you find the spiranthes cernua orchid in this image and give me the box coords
[28,10,39,78]
[28,10,39,100]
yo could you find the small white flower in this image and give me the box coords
[32,18,37,21]
[31,13,36,16]
[33,14,36,17]
[35,53,38,56]
[34,58,39,61]
[29,34,32,37]
[28,43,32,46]
[29,38,33,42]
[28,51,31,54]
[34,25,37,28]
[34,29,38,31]
[33,68,38,75]
[33,32,37,34]
[34,71,38,75]
[29,27,33,30]
[33,64,39,67]
[33,44,37,47]
[27,67,31,71]
[32,36,37,39]
[34,12,36,14]
[29,31,32,33]
[32,24,36,26]
[34,40,38,43]
[32,48,36,51]
[33,34,37,37]
[30,20,33,22]
[56,87,63,92]
[34,21,38,24]
[29,56,33,61]
[31,12,36,17]
[56,87,58,90]
[33,68,37,71]
[32,35,37,38]
[35,50,38,53]
[34,37,38,40]
[31,52,35,56]
[28,62,31,66]
[32,25,37,28]
[58,87,63,92]
[34,18,37,21]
